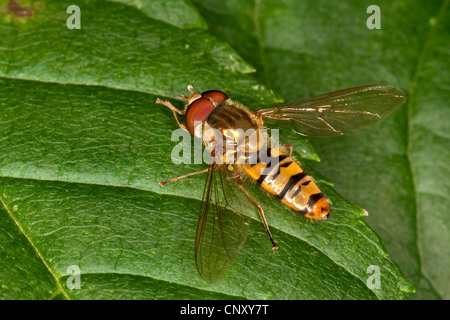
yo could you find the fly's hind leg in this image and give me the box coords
[159,168,209,187]
[235,174,279,250]
[156,98,187,131]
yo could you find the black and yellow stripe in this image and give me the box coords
[241,147,328,219]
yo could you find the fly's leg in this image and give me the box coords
[159,168,209,187]
[156,98,187,131]
[235,175,279,250]
[280,144,293,157]
[222,163,241,180]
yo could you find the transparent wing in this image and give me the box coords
[255,85,407,136]
[195,165,252,284]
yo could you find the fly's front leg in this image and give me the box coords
[156,98,187,131]
[159,167,209,187]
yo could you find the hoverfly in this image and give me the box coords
[156,84,406,283]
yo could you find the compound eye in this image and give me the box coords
[185,97,215,136]
[201,90,228,104]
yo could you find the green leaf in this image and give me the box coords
[107,0,208,29]
[0,0,414,299]
[192,0,449,299]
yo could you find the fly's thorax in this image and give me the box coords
[203,100,268,164]
[206,100,261,132]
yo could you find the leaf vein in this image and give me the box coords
[0,192,72,300]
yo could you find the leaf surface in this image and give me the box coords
[0,0,415,299]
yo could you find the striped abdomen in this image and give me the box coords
[241,148,330,220]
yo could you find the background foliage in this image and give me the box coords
[0,0,447,300]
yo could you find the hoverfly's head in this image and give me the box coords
[182,85,228,138]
